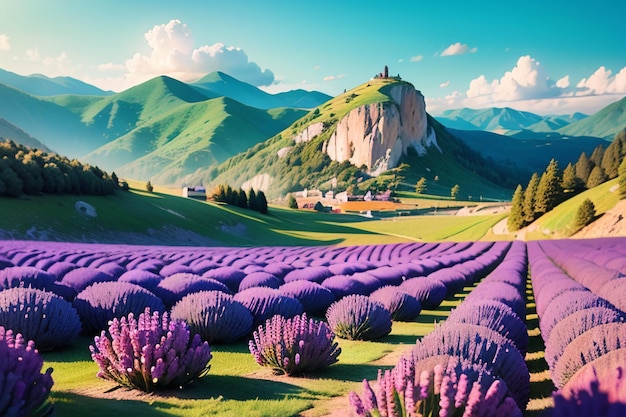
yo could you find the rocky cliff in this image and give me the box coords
[322,83,435,176]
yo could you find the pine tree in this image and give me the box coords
[451,184,460,200]
[618,156,626,199]
[561,162,584,193]
[237,188,248,208]
[574,198,596,230]
[586,165,608,188]
[601,129,625,179]
[522,172,539,223]
[507,185,525,232]
[534,159,561,216]
[575,152,592,185]
[248,189,258,211]
[288,194,298,209]
[256,190,268,214]
[145,180,153,193]
[589,145,605,168]
[415,177,427,194]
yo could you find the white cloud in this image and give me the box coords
[0,34,10,51]
[410,55,423,62]
[576,66,626,95]
[398,58,404,63]
[439,80,450,88]
[118,19,273,89]
[440,42,477,57]
[323,75,336,81]
[556,75,569,89]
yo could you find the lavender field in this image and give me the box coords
[1,237,625,416]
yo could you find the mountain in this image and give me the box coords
[448,128,608,177]
[436,107,546,133]
[191,71,332,109]
[557,96,626,140]
[0,117,51,151]
[194,78,514,201]
[0,68,112,96]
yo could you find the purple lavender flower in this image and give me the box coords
[0,287,81,350]
[171,291,253,344]
[369,285,422,322]
[89,307,212,392]
[0,326,54,417]
[278,280,336,316]
[399,277,447,310]
[0,266,57,290]
[248,313,340,376]
[73,281,166,334]
[325,295,392,341]
[155,273,231,308]
[234,287,304,327]
[238,272,282,291]
[60,267,115,292]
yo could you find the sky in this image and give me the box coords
[1,0,625,116]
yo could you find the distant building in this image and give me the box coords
[182,186,206,200]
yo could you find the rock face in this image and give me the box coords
[325,83,434,176]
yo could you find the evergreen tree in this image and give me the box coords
[574,198,596,230]
[601,129,625,179]
[534,159,561,216]
[586,165,608,188]
[237,188,248,208]
[589,144,605,168]
[0,167,23,197]
[256,190,268,214]
[507,185,525,232]
[451,184,460,200]
[522,172,540,223]
[145,180,154,193]
[287,194,298,209]
[618,156,626,199]
[248,189,258,211]
[415,177,427,194]
[561,162,584,193]
[575,152,592,185]
[111,172,119,188]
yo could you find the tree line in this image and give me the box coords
[508,128,626,232]
[210,184,268,214]
[0,140,118,197]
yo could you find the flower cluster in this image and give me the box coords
[326,294,392,341]
[249,313,340,376]
[349,356,522,417]
[0,326,54,417]
[89,307,212,392]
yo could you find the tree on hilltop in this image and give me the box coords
[618,156,626,199]
[574,198,596,231]
[534,159,561,216]
[586,165,608,189]
[522,172,539,224]
[507,185,525,232]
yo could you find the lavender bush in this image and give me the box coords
[0,266,56,290]
[155,273,231,308]
[60,267,115,292]
[399,277,447,310]
[73,281,166,334]
[0,287,81,350]
[0,326,54,417]
[369,286,422,322]
[234,287,304,327]
[349,356,522,417]
[279,280,336,316]
[326,295,392,341]
[90,307,212,392]
[249,313,341,376]
[171,291,253,344]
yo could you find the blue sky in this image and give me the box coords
[1,0,625,115]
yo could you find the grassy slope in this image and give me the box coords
[0,185,506,246]
[524,178,620,239]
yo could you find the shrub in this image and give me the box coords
[399,277,447,310]
[249,313,341,376]
[369,286,422,321]
[238,272,282,291]
[73,282,166,334]
[283,266,333,284]
[574,198,596,230]
[279,280,336,316]
[349,356,522,417]
[0,266,56,290]
[118,269,162,292]
[89,307,212,392]
[0,327,54,417]
[321,274,371,299]
[155,273,231,308]
[202,267,247,292]
[0,287,81,350]
[234,287,304,327]
[326,295,392,341]
[171,291,253,344]
[60,267,115,292]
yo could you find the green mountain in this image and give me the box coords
[557,96,626,140]
[192,71,331,109]
[0,68,111,96]
[195,79,515,201]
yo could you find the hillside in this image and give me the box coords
[557,96,626,139]
[192,71,331,109]
[0,68,111,96]
[0,117,51,151]
[196,78,514,201]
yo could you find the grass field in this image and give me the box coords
[41,279,552,417]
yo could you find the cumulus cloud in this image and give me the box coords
[119,19,273,88]
[0,34,10,51]
[576,66,626,95]
[440,42,477,57]
[410,55,423,62]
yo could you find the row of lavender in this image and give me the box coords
[350,241,530,416]
[0,240,509,351]
[528,239,626,415]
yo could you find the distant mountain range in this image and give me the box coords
[0,67,625,194]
